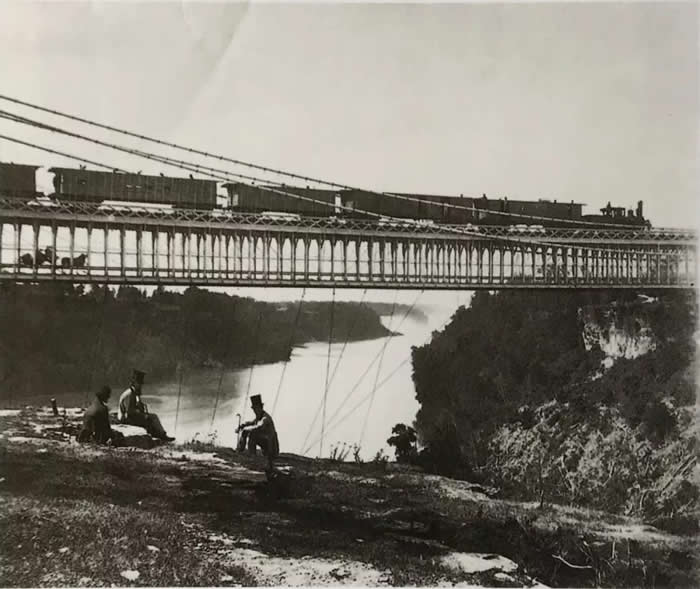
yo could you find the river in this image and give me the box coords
[141,296,466,460]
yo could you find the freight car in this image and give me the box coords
[223,182,340,217]
[0,162,39,198]
[49,167,218,209]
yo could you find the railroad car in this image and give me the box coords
[0,162,39,197]
[223,182,338,216]
[49,167,218,209]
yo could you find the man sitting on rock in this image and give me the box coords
[236,394,279,470]
[77,385,124,445]
[118,369,174,442]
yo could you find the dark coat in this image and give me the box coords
[77,398,114,444]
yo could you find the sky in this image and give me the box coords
[0,1,697,306]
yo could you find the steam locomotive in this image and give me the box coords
[0,162,650,228]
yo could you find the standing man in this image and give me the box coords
[236,394,279,470]
[77,385,124,445]
[118,369,175,442]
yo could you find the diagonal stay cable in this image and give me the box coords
[304,310,454,453]
[302,289,424,456]
[271,287,306,417]
[298,288,367,453]
[358,291,398,446]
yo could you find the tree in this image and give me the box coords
[387,423,418,463]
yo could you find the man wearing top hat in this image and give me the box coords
[118,369,174,441]
[236,394,279,469]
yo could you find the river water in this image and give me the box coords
[142,296,466,460]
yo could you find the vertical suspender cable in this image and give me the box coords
[319,287,336,458]
[209,297,238,432]
[271,287,306,416]
[173,299,188,435]
[85,285,110,405]
[243,310,264,409]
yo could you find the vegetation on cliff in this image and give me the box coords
[0,283,391,404]
[410,290,698,531]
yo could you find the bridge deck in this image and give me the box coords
[1,197,695,290]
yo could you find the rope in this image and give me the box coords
[358,291,398,446]
[301,289,423,455]
[271,287,306,416]
[0,94,647,228]
[319,287,336,458]
[298,288,367,453]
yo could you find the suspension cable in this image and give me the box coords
[0,131,658,257]
[0,97,647,228]
[173,298,188,435]
[358,291,398,446]
[0,132,129,172]
[271,287,306,417]
[319,287,336,458]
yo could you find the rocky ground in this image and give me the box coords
[0,407,697,587]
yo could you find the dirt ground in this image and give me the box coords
[0,407,697,587]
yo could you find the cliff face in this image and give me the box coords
[579,298,658,370]
[410,290,697,528]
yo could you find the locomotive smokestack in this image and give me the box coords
[636,200,643,218]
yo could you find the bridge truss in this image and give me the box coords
[0,197,695,289]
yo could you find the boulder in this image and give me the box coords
[112,424,160,449]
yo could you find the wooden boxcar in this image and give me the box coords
[0,162,38,197]
[225,183,338,216]
[50,168,218,209]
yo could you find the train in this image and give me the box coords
[0,162,650,228]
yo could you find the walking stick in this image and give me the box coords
[235,413,242,449]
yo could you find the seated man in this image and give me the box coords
[77,385,124,445]
[237,394,279,470]
[118,369,174,442]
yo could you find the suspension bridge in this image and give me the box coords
[0,94,697,461]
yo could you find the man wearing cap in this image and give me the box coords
[236,394,279,469]
[77,385,124,445]
[118,369,174,441]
